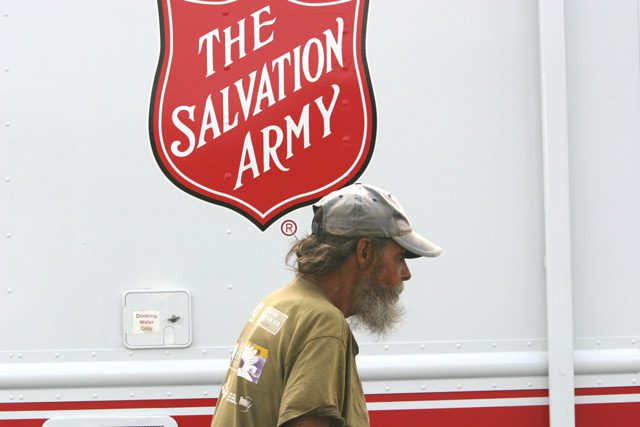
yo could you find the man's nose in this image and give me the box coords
[402,261,412,281]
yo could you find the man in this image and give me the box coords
[211,183,441,427]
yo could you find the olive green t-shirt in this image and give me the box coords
[211,277,369,427]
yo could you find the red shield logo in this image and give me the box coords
[150,0,375,229]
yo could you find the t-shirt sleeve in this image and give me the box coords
[277,336,347,427]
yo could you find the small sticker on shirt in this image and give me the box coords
[237,341,269,384]
[237,395,254,412]
[257,306,288,335]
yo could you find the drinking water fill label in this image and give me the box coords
[133,311,161,334]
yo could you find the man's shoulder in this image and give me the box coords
[267,278,336,309]
[262,278,347,338]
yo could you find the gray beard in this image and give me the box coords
[349,278,405,337]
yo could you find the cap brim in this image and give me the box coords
[393,231,442,258]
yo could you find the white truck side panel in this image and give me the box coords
[1,0,639,425]
[1,1,546,349]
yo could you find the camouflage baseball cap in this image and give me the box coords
[312,183,442,258]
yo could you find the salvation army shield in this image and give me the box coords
[150,0,376,229]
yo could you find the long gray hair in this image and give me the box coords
[286,234,390,276]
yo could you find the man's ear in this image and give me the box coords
[355,237,373,269]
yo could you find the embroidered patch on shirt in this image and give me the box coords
[237,341,269,384]
[257,306,288,335]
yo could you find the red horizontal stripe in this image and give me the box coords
[0,398,216,412]
[3,396,640,427]
[2,386,639,415]
[366,389,549,403]
[576,402,640,426]
[0,421,47,427]
[575,386,640,396]
[370,406,550,427]
[5,404,639,427]
[173,415,213,427]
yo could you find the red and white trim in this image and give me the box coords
[2,388,640,426]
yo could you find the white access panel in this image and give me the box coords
[122,289,192,348]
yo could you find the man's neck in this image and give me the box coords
[303,264,360,317]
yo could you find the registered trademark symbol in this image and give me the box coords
[281,219,297,236]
